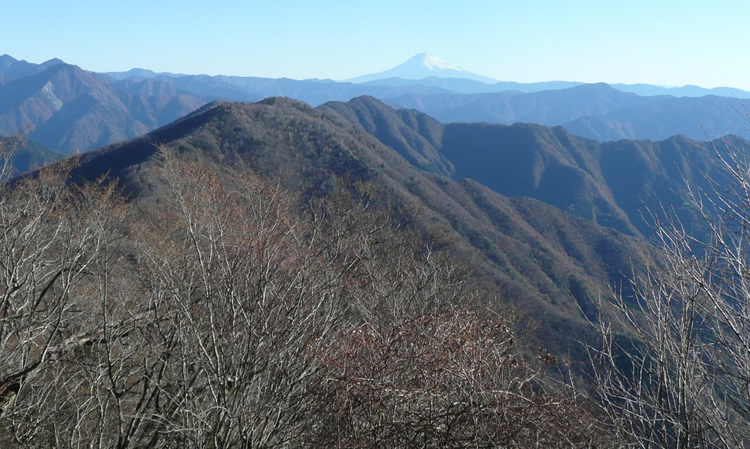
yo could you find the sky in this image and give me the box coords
[4,1,750,89]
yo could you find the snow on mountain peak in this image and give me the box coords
[416,53,463,72]
[345,53,497,84]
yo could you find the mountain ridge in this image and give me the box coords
[0,61,206,153]
[322,96,726,238]
[62,97,655,359]
[3,53,750,154]
[0,54,65,83]
[98,52,750,99]
[387,83,750,141]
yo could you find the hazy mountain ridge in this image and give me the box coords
[0,57,206,153]
[99,52,750,99]
[387,83,750,141]
[3,53,750,155]
[358,76,583,94]
[563,94,750,141]
[0,54,64,83]
[96,53,750,142]
[612,82,750,98]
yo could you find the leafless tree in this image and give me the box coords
[313,310,606,448]
[0,141,612,447]
[298,173,609,447]
[0,138,133,447]
[589,137,750,448]
[128,148,355,447]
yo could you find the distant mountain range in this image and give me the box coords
[387,83,750,141]
[0,56,205,153]
[2,53,750,156]
[0,54,65,83]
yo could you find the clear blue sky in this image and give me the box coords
[4,1,750,89]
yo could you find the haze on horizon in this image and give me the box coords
[4,0,750,90]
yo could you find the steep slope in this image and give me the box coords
[0,63,143,152]
[444,123,724,237]
[440,122,637,235]
[324,96,636,234]
[318,96,452,176]
[0,63,206,153]
[324,96,725,238]
[67,98,653,358]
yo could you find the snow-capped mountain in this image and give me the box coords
[346,53,497,84]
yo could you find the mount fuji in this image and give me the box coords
[346,53,497,84]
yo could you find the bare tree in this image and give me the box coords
[298,175,609,447]
[313,310,606,448]
[589,137,750,448]
[0,140,133,446]
[0,141,613,447]
[129,148,354,447]
[0,135,22,183]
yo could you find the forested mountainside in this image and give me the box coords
[69,98,650,356]
[6,91,750,445]
[321,96,727,237]
[62,95,745,360]
[0,96,635,447]
[6,90,739,366]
